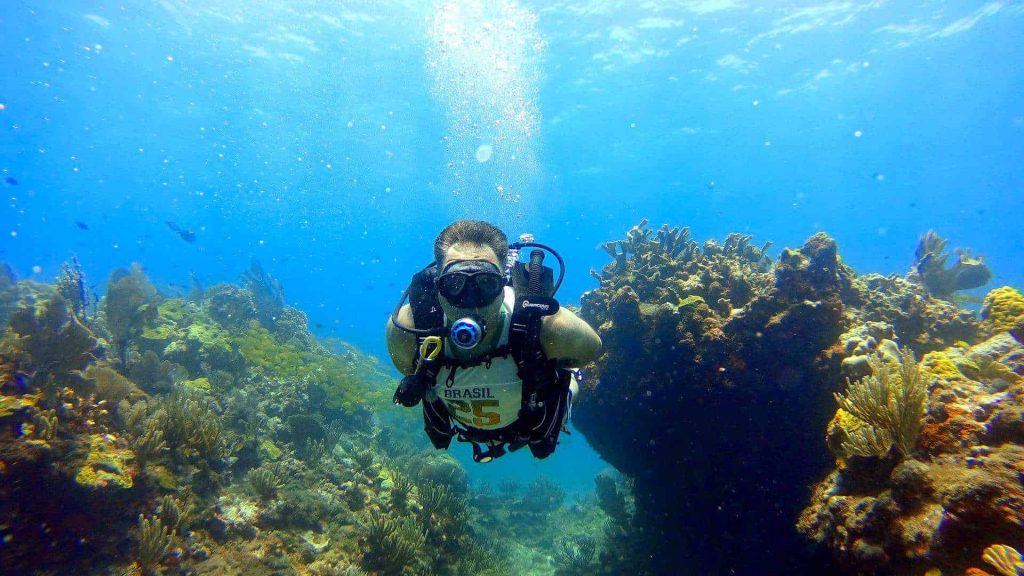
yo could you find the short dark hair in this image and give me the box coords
[434,220,508,268]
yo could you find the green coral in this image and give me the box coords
[981,286,1024,333]
[236,324,367,414]
[185,322,232,353]
[75,433,135,490]
[141,299,188,341]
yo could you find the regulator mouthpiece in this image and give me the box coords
[449,317,485,349]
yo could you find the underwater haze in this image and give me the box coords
[1,1,1023,575]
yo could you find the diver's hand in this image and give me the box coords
[393,374,425,407]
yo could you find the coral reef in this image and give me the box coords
[799,323,1024,574]
[2,259,603,576]
[575,221,1013,575]
[577,222,849,574]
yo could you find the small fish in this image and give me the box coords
[166,220,197,243]
[8,372,31,393]
[75,220,89,230]
[4,176,17,186]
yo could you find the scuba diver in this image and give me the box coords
[385,220,602,462]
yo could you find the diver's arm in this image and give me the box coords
[385,304,419,375]
[539,308,602,367]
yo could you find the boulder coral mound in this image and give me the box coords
[576,223,851,575]
[575,223,1001,575]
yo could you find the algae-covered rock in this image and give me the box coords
[74,433,135,490]
[205,283,258,330]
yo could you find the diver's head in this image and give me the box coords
[434,220,508,271]
[434,221,508,348]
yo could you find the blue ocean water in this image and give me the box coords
[1,0,1022,494]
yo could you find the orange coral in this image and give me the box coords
[918,405,985,455]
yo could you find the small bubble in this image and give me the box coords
[166,55,174,62]
[9,231,16,238]
[475,144,493,163]
[346,121,353,128]
[764,140,772,146]
[32,265,42,274]
[853,130,863,138]
[752,99,760,107]
[629,122,636,128]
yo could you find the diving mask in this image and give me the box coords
[436,260,505,308]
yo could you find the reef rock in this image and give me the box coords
[799,331,1024,574]
[576,224,849,574]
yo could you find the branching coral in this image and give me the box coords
[7,293,98,394]
[157,493,195,533]
[587,220,773,321]
[242,259,285,327]
[56,256,90,320]
[248,465,284,501]
[136,514,173,575]
[363,515,425,576]
[555,533,597,573]
[153,388,225,461]
[833,346,926,458]
[388,469,415,511]
[104,264,159,368]
[911,230,992,299]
